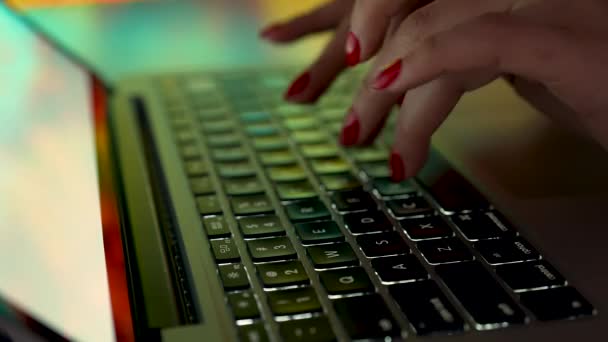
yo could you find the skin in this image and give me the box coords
[260,0,608,181]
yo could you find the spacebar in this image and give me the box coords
[435,262,527,326]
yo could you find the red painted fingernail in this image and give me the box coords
[284,72,311,99]
[345,32,361,67]
[373,59,402,90]
[390,149,406,182]
[340,109,360,146]
[260,24,282,39]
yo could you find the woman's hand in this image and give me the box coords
[261,0,608,181]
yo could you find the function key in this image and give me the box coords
[387,197,433,218]
[267,165,308,182]
[238,323,269,342]
[203,216,231,238]
[357,232,410,258]
[267,287,322,316]
[307,243,358,269]
[218,263,249,290]
[294,220,343,244]
[343,211,393,235]
[276,180,317,201]
[196,195,222,215]
[247,236,296,262]
[451,211,515,241]
[285,199,331,222]
[371,254,428,283]
[359,161,390,179]
[211,146,248,162]
[400,216,453,240]
[238,215,285,238]
[231,194,274,216]
[333,294,400,340]
[190,176,214,195]
[389,281,464,335]
[257,260,309,288]
[520,287,595,321]
[211,238,240,263]
[217,160,256,178]
[279,316,335,342]
[373,178,417,198]
[475,237,540,265]
[319,267,374,295]
[260,149,296,166]
[331,189,376,213]
[227,291,260,320]
[224,177,265,196]
[496,261,566,292]
[319,173,361,192]
[311,157,350,175]
[417,238,474,264]
[184,160,208,176]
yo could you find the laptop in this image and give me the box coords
[2,1,608,341]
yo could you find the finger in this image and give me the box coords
[260,1,352,43]
[284,18,350,103]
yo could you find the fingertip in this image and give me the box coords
[345,32,361,67]
[389,149,406,182]
[339,109,360,146]
[259,23,283,41]
[283,71,311,101]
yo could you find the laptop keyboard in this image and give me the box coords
[154,68,595,341]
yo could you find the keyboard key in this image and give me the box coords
[239,323,269,342]
[387,197,433,218]
[224,177,265,196]
[301,143,338,159]
[217,161,256,178]
[203,216,231,238]
[218,263,249,290]
[357,232,409,257]
[331,189,376,212]
[211,146,248,162]
[417,238,473,264]
[211,238,240,263]
[294,221,343,244]
[284,116,318,131]
[307,243,358,269]
[206,133,241,148]
[292,130,327,144]
[260,149,296,166]
[248,237,296,262]
[246,123,280,137]
[389,281,464,335]
[228,291,260,319]
[239,215,285,238]
[285,199,331,222]
[373,178,417,198]
[196,195,222,215]
[319,267,374,295]
[311,157,350,175]
[257,260,309,287]
[400,216,453,240]
[231,194,274,216]
[180,144,201,160]
[253,136,288,151]
[279,316,335,342]
[359,162,390,178]
[496,261,566,292]
[239,111,271,123]
[268,165,308,182]
[319,173,361,191]
[451,211,515,241]
[190,176,214,195]
[175,129,196,144]
[349,146,387,163]
[201,119,235,134]
[371,254,428,283]
[276,181,317,201]
[333,295,399,340]
[184,160,208,176]
[476,238,539,265]
[343,211,393,235]
[436,262,526,325]
[520,287,595,321]
[267,287,322,316]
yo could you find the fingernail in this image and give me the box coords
[340,109,360,146]
[260,24,282,39]
[284,72,311,99]
[390,149,406,182]
[373,59,402,90]
[345,32,361,67]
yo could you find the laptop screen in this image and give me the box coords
[0,5,115,342]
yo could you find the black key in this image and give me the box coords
[400,216,453,240]
[452,211,515,241]
[417,238,474,264]
[319,267,374,295]
[331,189,376,212]
[387,197,433,218]
[180,144,201,160]
[257,260,309,287]
[343,211,393,235]
[206,133,241,148]
[248,237,296,262]
[496,261,566,292]
[184,160,208,176]
[372,255,428,283]
[239,323,269,342]
[295,221,343,244]
[190,176,214,195]
[218,263,249,290]
[276,181,317,201]
[260,149,296,166]
[228,291,260,319]
[231,194,274,216]
[476,238,539,265]
[436,262,527,325]
[268,165,307,182]
[196,195,222,215]
[359,161,390,178]
[357,232,409,257]
[239,215,284,238]
[307,243,358,269]
[319,173,361,191]
[224,177,265,196]
[211,238,240,263]
[373,178,417,198]
[285,199,331,222]
[389,281,464,335]
[217,161,256,178]
[279,316,335,342]
[211,146,248,162]
[520,287,595,321]
[333,295,399,339]
[203,216,231,238]
[267,287,322,316]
